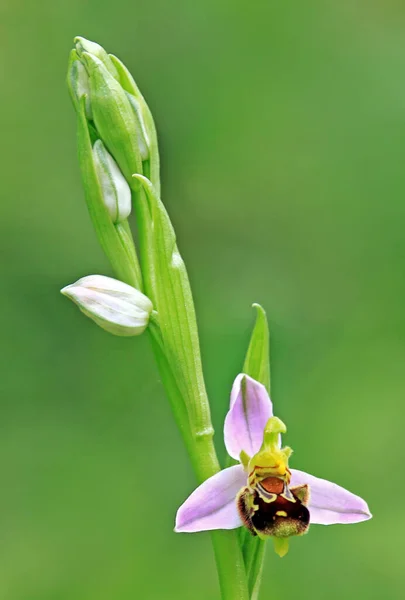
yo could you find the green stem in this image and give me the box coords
[148,326,249,600]
[188,435,250,600]
[128,94,248,600]
[148,326,194,458]
[132,177,250,597]
[211,531,251,600]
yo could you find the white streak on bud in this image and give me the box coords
[61,275,153,336]
[126,92,150,161]
[92,140,131,223]
[69,59,93,119]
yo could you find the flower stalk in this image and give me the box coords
[65,37,249,600]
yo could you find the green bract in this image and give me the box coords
[109,54,160,191]
[133,174,213,440]
[243,304,270,394]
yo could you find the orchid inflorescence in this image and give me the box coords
[62,37,371,600]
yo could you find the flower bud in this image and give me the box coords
[68,37,158,191]
[92,140,131,223]
[67,50,92,119]
[80,51,144,182]
[125,92,150,161]
[74,97,142,289]
[61,275,153,336]
[109,53,159,186]
[74,36,118,78]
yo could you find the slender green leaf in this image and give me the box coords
[241,303,270,598]
[243,303,270,393]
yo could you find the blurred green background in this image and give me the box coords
[1,0,403,598]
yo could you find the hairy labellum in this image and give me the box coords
[237,476,310,539]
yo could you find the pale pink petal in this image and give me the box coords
[291,469,372,525]
[224,374,273,460]
[175,465,246,533]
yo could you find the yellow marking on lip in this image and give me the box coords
[275,511,288,517]
[254,463,279,470]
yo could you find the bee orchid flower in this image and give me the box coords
[175,374,371,557]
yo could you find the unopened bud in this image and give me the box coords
[74,36,118,78]
[109,53,158,184]
[67,50,92,119]
[125,92,150,161]
[79,50,144,181]
[92,140,131,223]
[68,36,156,186]
[61,275,153,336]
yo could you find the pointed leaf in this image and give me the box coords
[243,303,270,393]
